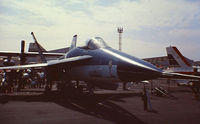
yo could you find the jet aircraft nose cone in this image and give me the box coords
[117,58,162,82]
[100,47,162,82]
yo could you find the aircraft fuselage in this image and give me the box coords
[64,47,162,83]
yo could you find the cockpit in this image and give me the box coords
[80,37,109,50]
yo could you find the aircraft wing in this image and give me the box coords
[0,63,48,70]
[0,55,92,70]
[162,72,200,80]
[0,51,64,57]
[47,55,92,66]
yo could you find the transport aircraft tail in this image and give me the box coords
[28,42,47,53]
[166,46,191,68]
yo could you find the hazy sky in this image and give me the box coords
[0,0,200,60]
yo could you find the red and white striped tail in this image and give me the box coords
[166,46,191,68]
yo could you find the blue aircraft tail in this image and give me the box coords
[69,35,77,51]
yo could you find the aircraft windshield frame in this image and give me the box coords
[85,37,108,50]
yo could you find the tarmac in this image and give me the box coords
[0,83,200,124]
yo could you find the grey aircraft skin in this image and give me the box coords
[46,36,162,89]
[65,37,162,82]
[0,35,200,90]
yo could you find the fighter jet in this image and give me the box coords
[0,35,199,91]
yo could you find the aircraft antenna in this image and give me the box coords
[117,27,123,51]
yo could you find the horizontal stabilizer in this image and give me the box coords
[28,43,47,52]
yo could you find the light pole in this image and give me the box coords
[117,27,123,51]
[118,27,127,90]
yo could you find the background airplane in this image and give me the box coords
[165,46,200,75]
[0,33,65,66]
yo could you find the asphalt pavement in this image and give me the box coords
[0,84,200,124]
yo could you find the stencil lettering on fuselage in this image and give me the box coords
[108,60,114,77]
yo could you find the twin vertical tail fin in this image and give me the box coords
[166,46,191,68]
[69,35,77,51]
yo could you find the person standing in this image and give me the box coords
[142,88,148,111]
